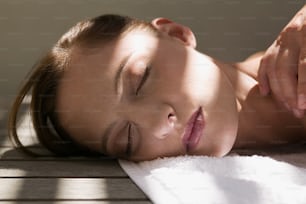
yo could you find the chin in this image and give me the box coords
[195,129,238,157]
[192,146,232,157]
[214,130,238,157]
[193,145,233,157]
[211,146,233,157]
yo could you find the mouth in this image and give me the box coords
[182,107,205,153]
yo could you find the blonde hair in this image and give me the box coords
[8,14,157,157]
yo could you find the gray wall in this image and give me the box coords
[0,0,305,102]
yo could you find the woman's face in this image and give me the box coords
[56,25,239,161]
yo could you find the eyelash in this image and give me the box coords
[126,123,132,157]
[135,65,151,95]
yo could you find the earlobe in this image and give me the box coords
[151,18,197,48]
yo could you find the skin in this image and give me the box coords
[56,18,306,161]
[258,5,306,118]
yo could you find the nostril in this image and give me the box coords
[155,112,177,140]
[168,113,176,127]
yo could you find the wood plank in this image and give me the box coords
[0,146,80,160]
[0,147,41,160]
[0,147,116,161]
[0,147,60,160]
[0,160,127,177]
[0,178,148,200]
[0,202,151,204]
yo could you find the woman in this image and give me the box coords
[8,5,306,161]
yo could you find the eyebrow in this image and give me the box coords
[114,53,133,94]
[101,121,116,154]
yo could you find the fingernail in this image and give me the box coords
[293,108,304,118]
[298,94,306,109]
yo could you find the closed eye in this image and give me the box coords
[135,65,151,95]
[126,123,132,157]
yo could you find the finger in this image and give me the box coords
[258,55,271,96]
[297,21,306,110]
[283,12,304,47]
[289,11,304,31]
[276,46,299,109]
[258,42,278,96]
[265,45,285,103]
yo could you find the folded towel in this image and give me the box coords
[119,155,306,204]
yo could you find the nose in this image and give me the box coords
[123,104,178,140]
[154,112,177,139]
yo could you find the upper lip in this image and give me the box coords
[182,107,205,153]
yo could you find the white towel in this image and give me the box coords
[119,155,306,204]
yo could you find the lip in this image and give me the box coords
[182,107,205,153]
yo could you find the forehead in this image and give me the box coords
[69,29,158,82]
[55,30,159,138]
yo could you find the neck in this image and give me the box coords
[214,56,305,151]
[213,58,257,112]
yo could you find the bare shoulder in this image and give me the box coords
[244,51,265,61]
[232,51,265,80]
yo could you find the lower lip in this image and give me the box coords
[183,107,205,152]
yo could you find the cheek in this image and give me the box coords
[133,137,184,161]
[151,55,191,92]
[152,43,190,80]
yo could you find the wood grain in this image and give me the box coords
[0,160,126,177]
[0,178,147,200]
[0,202,151,204]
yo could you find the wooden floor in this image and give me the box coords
[0,99,151,204]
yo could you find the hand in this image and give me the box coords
[258,5,306,118]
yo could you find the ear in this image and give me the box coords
[151,18,197,48]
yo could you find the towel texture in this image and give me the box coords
[119,155,306,204]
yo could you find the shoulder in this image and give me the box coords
[231,51,264,80]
